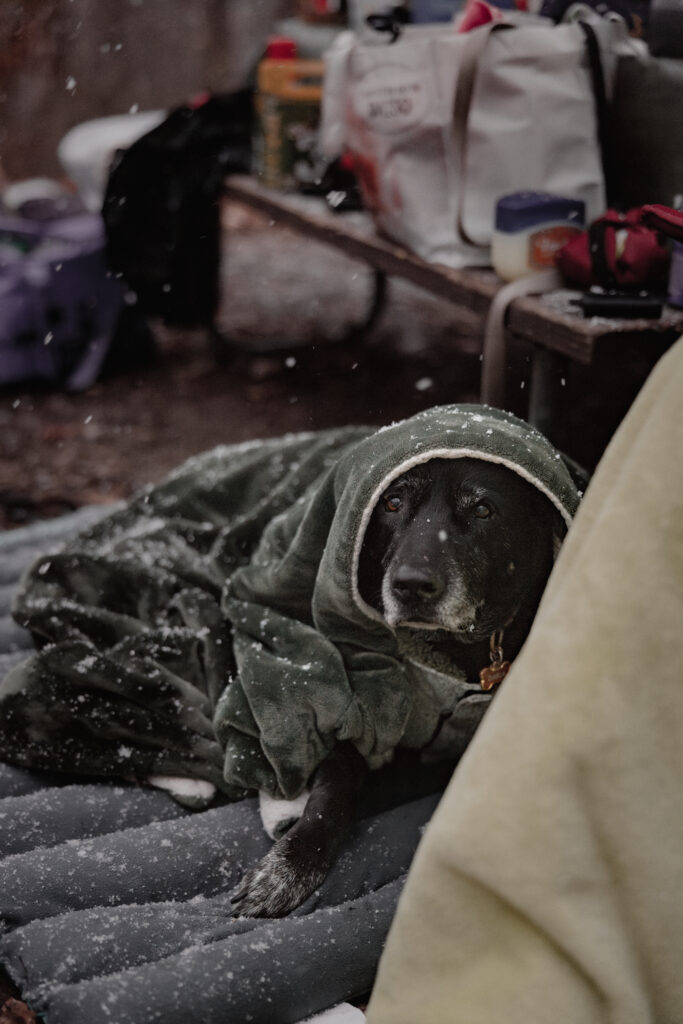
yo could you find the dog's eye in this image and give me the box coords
[384,494,402,513]
[473,502,492,519]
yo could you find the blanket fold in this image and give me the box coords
[1,406,580,799]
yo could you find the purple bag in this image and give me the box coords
[0,206,123,391]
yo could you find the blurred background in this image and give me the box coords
[0,1,289,180]
[1,0,675,529]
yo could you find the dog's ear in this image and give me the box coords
[558,452,591,495]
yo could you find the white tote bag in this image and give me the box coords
[322,18,620,268]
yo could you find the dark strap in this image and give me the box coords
[588,213,634,288]
[453,22,510,247]
[588,217,617,288]
[578,20,616,207]
[366,6,411,41]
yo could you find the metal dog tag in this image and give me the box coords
[480,629,510,690]
[479,660,510,691]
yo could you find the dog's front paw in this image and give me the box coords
[230,837,326,918]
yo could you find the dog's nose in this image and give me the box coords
[392,565,445,604]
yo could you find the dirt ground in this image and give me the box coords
[0,201,661,531]
[1,202,482,529]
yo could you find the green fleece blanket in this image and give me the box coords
[0,406,581,800]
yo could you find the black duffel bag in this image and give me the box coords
[102,89,253,330]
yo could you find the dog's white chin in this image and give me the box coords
[383,607,480,635]
[386,616,443,631]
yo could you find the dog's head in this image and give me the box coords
[357,457,564,648]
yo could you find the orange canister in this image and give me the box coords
[253,37,324,191]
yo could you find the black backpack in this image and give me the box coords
[102,89,253,329]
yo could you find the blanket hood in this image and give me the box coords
[328,402,577,625]
[217,405,581,798]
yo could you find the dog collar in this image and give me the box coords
[480,628,511,691]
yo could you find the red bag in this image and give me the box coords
[555,208,671,289]
[641,203,683,243]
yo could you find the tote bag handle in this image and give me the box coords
[577,19,615,205]
[453,21,509,248]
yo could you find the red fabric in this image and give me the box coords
[188,91,211,110]
[456,0,505,32]
[641,204,683,244]
[264,37,298,59]
[556,208,671,289]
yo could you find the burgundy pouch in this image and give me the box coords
[555,207,670,289]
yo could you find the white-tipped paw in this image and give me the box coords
[230,839,326,918]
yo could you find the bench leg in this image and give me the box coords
[349,269,387,337]
[480,269,562,412]
[338,269,387,343]
[528,347,570,446]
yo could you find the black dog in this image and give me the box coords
[358,457,563,681]
[231,457,563,917]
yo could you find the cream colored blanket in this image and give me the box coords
[368,336,683,1024]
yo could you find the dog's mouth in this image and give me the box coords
[383,601,484,639]
[383,592,523,646]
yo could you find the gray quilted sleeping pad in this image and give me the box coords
[0,506,448,1024]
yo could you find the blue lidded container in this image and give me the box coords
[492,191,586,282]
[410,0,467,21]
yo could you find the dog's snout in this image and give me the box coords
[392,564,445,604]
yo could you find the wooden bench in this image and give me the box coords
[223,175,683,442]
